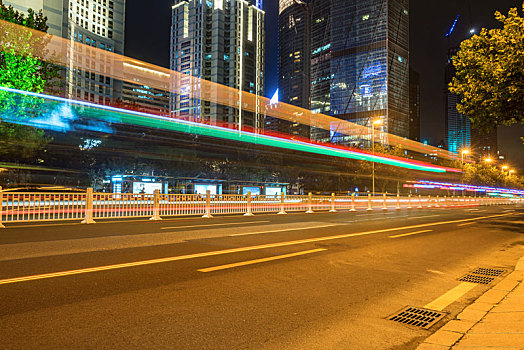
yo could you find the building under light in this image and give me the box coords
[3,0,126,104]
[170,0,265,131]
[272,0,312,138]
[445,47,471,154]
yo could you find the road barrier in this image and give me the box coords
[0,189,519,226]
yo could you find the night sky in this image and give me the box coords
[125,0,524,169]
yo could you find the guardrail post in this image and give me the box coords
[382,193,388,210]
[81,187,96,224]
[202,190,213,218]
[396,193,401,210]
[407,194,412,209]
[278,192,286,215]
[417,195,423,209]
[0,186,5,228]
[350,193,356,211]
[329,193,336,213]
[367,193,373,211]
[149,189,162,221]
[435,195,440,208]
[306,192,314,214]
[244,191,254,216]
[427,195,432,208]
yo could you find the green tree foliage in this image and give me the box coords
[0,5,60,159]
[449,3,524,132]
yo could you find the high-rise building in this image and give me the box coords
[445,47,470,154]
[170,0,265,131]
[2,0,126,104]
[273,0,311,138]
[328,0,410,144]
[277,0,409,144]
[409,66,420,142]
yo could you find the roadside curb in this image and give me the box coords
[416,257,524,349]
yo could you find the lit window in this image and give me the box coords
[362,14,370,21]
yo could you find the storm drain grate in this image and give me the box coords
[458,274,495,284]
[470,267,505,277]
[388,306,446,329]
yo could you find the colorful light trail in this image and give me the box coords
[0,86,455,173]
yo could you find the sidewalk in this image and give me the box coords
[418,257,524,350]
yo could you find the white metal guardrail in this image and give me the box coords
[0,186,520,227]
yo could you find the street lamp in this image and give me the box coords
[502,165,509,171]
[371,119,382,196]
[461,149,470,163]
[509,169,515,175]
[484,157,493,163]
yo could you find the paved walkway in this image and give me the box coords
[418,257,524,349]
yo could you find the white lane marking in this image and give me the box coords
[161,221,269,230]
[229,224,339,237]
[424,282,478,311]
[406,215,441,220]
[427,269,445,275]
[388,229,433,239]
[457,222,476,227]
[198,248,327,272]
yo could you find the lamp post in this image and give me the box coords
[371,119,382,196]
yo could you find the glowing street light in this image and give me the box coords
[371,119,382,196]
[502,165,509,171]
[484,157,493,163]
[461,149,470,163]
[509,169,515,175]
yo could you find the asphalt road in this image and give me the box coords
[0,206,523,349]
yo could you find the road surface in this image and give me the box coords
[0,206,522,349]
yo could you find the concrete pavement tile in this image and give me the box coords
[417,342,450,350]
[439,320,476,333]
[468,320,524,333]
[492,278,519,292]
[505,271,524,281]
[482,311,524,322]
[425,330,463,347]
[456,308,488,322]
[475,289,509,305]
[467,302,494,312]
[454,333,524,347]
[491,301,524,313]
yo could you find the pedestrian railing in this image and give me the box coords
[0,186,519,227]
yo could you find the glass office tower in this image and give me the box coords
[327,0,409,145]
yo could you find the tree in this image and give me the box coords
[449,3,524,133]
[0,5,60,159]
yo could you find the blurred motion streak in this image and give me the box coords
[0,18,460,161]
[0,86,455,173]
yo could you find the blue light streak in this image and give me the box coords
[446,15,460,37]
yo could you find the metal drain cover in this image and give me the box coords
[458,274,494,284]
[458,267,505,285]
[388,306,446,329]
[470,267,505,277]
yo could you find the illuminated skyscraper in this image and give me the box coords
[273,0,312,138]
[328,0,410,144]
[2,0,126,104]
[445,47,470,154]
[170,0,265,131]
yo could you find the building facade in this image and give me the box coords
[3,0,126,104]
[445,47,470,154]
[170,0,265,131]
[409,67,420,142]
[121,80,170,116]
[328,0,409,145]
[277,0,410,144]
[272,0,311,138]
